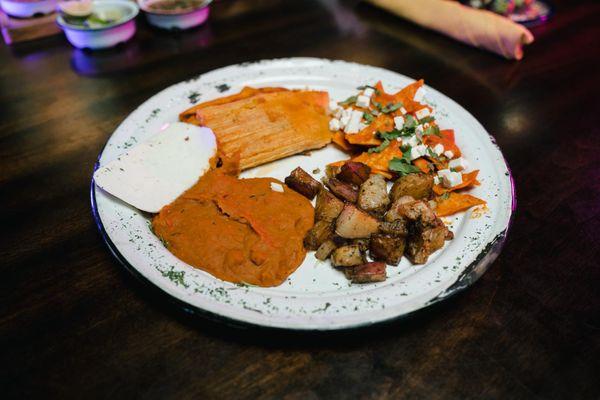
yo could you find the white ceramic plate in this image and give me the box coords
[91,58,515,330]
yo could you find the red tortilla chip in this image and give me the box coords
[435,192,486,217]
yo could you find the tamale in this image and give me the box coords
[180,89,332,170]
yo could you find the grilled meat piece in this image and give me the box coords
[326,178,358,203]
[390,173,433,201]
[315,189,344,222]
[315,240,338,261]
[405,219,449,264]
[386,199,437,226]
[378,218,409,237]
[358,174,390,215]
[285,167,321,200]
[331,245,366,267]
[335,204,380,239]
[303,220,334,250]
[337,161,371,186]
[369,234,406,265]
[344,262,387,283]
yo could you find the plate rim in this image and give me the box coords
[90,57,516,331]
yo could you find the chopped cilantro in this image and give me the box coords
[389,157,421,176]
[419,116,435,124]
[380,102,404,114]
[357,84,380,94]
[368,139,390,153]
[426,147,440,160]
[363,111,375,124]
[404,114,417,129]
[441,192,450,200]
[340,95,357,106]
[423,125,441,137]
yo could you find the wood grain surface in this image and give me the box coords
[1,0,599,398]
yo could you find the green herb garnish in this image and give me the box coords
[380,102,404,114]
[339,95,357,106]
[419,116,435,124]
[389,157,421,176]
[423,125,441,137]
[357,84,380,94]
[363,111,375,124]
[368,139,391,153]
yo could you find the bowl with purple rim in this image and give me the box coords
[56,0,139,50]
[0,0,57,18]
[137,0,211,31]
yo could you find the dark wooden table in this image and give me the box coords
[1,0,599,398]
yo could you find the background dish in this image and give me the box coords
[91,58,514,330]
[56,0,138,49]
[138,0,211,30]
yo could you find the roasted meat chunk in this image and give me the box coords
[405,220,449,264]
[378,218,409,237]
[335,204,380,239]
[386,199,437,226]
[331,245,366,267]
[285,167,321,200]
[315,240,338,261]
[390,173,433,201]
[303,220,334,250]
[369,234,406,265]
[326,178,358,203]
[314,189,344,222]
[344,262,387,283]
[351,238,370,252]
[358,174,390,215]
[337,161,371,186]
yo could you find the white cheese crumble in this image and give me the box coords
[363,87,375,97]
[270,182,284,192]
[404,135,419,147]
[448,157,469,172]
[329,118,341,131]
[399,107,407,115]
[356,95,370,108]
[415,108,430,120]
[410,144,427,160]
[442,172,463,188]
[433,143,445,155]
[393,116,405,130]
[345,110,364,134]
[444,150,455,159]
[437,168,452,179]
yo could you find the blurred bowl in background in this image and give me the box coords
[138,0,210,31]
[0,0,57,18]
[56,0,138,50]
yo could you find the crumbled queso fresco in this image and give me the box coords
[328,85,472,189]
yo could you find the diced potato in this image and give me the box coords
[385,198,436,225]
[369,234,406,265]
[335,204,380,239]
[405,220,448,264]
[390,173,433,201]
[337,161,371,186]
[358,174,390,215]
[315,189,344,222]
[285,167,321,200]
[345,262,387,283]
[331,245,366,267]
[378,219,408,237]
[303,220,334,250]
[326,178,358,203]
[315,240,338,261]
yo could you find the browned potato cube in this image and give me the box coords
[303,220,334,250]
[337,161,371,186]
[390,173,433,201]
[386,198,436,226]
[315,189,344,222]
[285,167,321,200]
[335,204,380,239]
[326,178,358,203]
[369,234,406,265]
[315,240,338,261]
[358,174,390,215]
[345,262,387,283]
[378,218,408,237]
[405,220,448,264]
[331,245,366,267]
